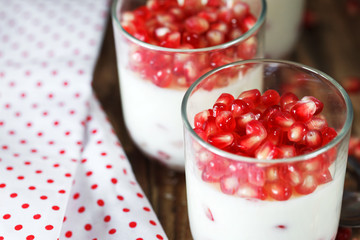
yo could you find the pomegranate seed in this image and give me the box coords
[232,2,249,19]
[202,158,229,182]
[241,15,256,32]
[288,122,308,142]
[215,93,235,107]
[342,76,360,93]
[304,130,322,148]
[155,27,171,40]
[266,127,283,146]
[335,227,352,240]
[205,207,215,221]
[185,16,210,34]
[215,111,236,132]
[209,52,234,68]
[228,28,244,40]
[236,112,257,129]
[295,173,318,195]
[206,0,223,7]
[248,165,266,186]
[236,134,263,154]
[195,148,215,169]
[208,132,235,149]
[220,174,241,194]
[151,68,173,87]
[269,111,295,130]
[255,141,279,160]
[278,145,296,158]
[290,100,317,122]
[237,37,257,59]
[212,103,227,117]
[204,116,218,136]
[217,7,234,24]
[284,165,303,187]
[210,21,229,34]
[206,30,225,46]
[261,89,281,107]
[301,96,323,115]
[317,169,333,184]
[306,116,328,131]
[261,105,281,122]
[321,127,337,145]
[236,183,266,200]
[280,92,299,111]
[237,89,261,106]
[198,8,218,23]
[265,179,292,201]
[231,99,250,117]
[296,156,323,173]
[194,109,212,129]
[161,31,181,48]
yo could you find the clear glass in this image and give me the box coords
[181,59,353,239]
[111,0,267,170]
[265,0,305,58]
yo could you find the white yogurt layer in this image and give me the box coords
[119,66,263,170]
[185,157,346,240]
[265,0,305,58]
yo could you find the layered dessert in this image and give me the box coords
[113,0,265,169]
[186,89,347,239]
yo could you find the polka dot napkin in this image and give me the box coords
[0,0,167,239]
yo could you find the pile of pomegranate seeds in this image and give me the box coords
[192,89,339,201]
[120,0,259,88]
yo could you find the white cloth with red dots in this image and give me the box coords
[0,0,167,239]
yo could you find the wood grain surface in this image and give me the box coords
[93,0,360,239]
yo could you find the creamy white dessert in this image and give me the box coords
[186,158,346,240]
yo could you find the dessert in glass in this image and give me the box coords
[265,0,305,58]
[182,59,353,239]
[111,0,266,170]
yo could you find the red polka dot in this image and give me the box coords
[137,193,144,198]
[97,199,104,206]
[111,178,117,184]
[104,215,111,222]
[109,228,116,234]
[10,193,18,198]
[105,164,112,168]
[117,195,124,201]
[101,152,107,156]
[136,238,144,240]
[58,189,66,194]
[15,224,23,230]
[45,225,54,230]
[17,175,25,180]
[91,184,98,189]
[129,222,137,228]
[3,214,11,219]
[149,220,157,226]
[40,195,47,200]
[143,207,151,212]
[156,234,164,240]
[86,171,92,176]
[0,183,6,188]
[29,186,36,190]
[26,235,35,240]
[33,214,41,219]
[123,208,130,212]
[65,231,72,238]
[84,224,92,231]
[78,206,85,213]
[22,203,29,208]
[73,193,80,199]
[52,205,60,211]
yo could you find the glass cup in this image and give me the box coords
[181,59,353,239]
[265,0,305,58]
[111,0,267,170]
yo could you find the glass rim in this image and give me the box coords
[111,0,267,53]
[181,58,354,163]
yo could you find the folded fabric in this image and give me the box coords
[0,0,167,239]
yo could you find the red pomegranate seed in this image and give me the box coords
[290,100,317,122]
[217,7,234,24]
[232,2,249,19]
[194,109,212,129]
[241,15,256,31]
[151,68,173,87]
[202,158,229,182]
[209,52,234,68]
[261,89,281,107]
[248,165,266,186]
[266,127,283,146]
[269,111,295,130]
[236,183,266,200]
[204,116,218,136]
[215,111,236,132]
[342,76,360,93]
[278,145,296,158]
[220,174,241,194]
[212,103,227,117]
[265,179,292,201]
[236,134,263,154]
[245,120,267,137]
[210,21,229,34]
[306,116,328,131]
[294,173,318,195]
[284,165,303,187]
[161,31,181,48]
[261,105,281,122]
[155,27,171,40]
[206,30,225,46]
[228,28,244,40]
[288,122,308,142]
[317,169,333,184]
[195,148,215,169]
[198,8,218,23]
[236,112,257,129]
[297,156,324,173]
[237,37,257,59]
[304,129,322,148]
[231,99,250,117]
[255,141,279,160]
[185,16,210,34]
[215,93,235,107]
[321,127,337,145]
[208,132,235,149]
[335,227,352,240]
[237,89,261,106]
[301,96,323,115]
[280,92,299,111]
